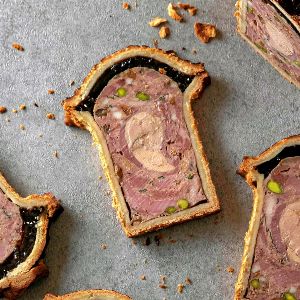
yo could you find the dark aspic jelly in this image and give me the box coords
[278,0,300,15]
[256,145,300,177]
[76,56,196,113]
[0,207,44,279]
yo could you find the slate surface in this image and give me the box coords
[0,0,299,299]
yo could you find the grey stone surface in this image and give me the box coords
[0,0,299,299]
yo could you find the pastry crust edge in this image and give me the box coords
[0,171,61,299]
[44,289,132,300]
[234,135,300,300]
[235,0,300,89]
[63,45,220,237]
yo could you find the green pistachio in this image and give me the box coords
[187,174,194,180]
[116,87,127,97]
[247,6,254,13]
[136,91,150,101]
[293,61,300,68]
[267,180,283,194]
[250,278,260,289]
[177,199,189,210]
[165,206,176,214]
[283,292,297,300]
[254,42,268,54]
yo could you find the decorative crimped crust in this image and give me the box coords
[44,289,132,300]
[0,170,60,299]
[235,0,300,89]
[63,45,220,237]
[234,135,300,300]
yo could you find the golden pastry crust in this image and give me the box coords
[234,135,300,300]
[44,289,132,300]
[0,171,61,299]
[235,0,300,89]
[63,45,220,237]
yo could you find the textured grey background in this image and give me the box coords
[0,0,299,299]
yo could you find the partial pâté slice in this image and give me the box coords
[63,45,220,237]
[235,0,300,88]
[0,170,61,299]
[44,289,131,300]
[235,135,300,300]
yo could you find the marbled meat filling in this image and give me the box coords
[93,67,207,222]
[245,157,300,300]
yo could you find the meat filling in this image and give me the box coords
[93,67,207,222]
[245,157,300,300]
[245,0,300,84]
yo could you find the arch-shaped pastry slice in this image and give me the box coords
[235,135,300,300]
[0,170,61,299]
[63,45,220,237]
[44,289,131,300]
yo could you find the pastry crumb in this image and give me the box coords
[12,43,24,51]
[168,239,177,243]
[0,106,7,113]
[167,3,183,22]
[153,39,159,48]
[159,26,170,39]
[69,80,75,86]
[227,266,235,273]
[19,104,26,110]
[160,275,166,284]
[194,22,217,43]
[131,239,137,245]
[48,89,55,95]
[6,118,10,122]
[159,284,167,289]
[140,275,146,280]
[188,7,197,16]
[98,175,103,180]
[19,124,25,130]
[12,109,18,113]
[47,113,55,120]
[185,277,192,285]
[33,102,39,107]
[149,17,167,27]
[177,283,184,294]
[122,2,130,10]
[192,48,197,54]
[53,151,59,158]
[158,68,166,75]
[100,244,107,250]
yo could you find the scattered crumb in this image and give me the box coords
[122,2,130,10]
[182,47,186,51]
[227,266,235,273]
[160,275,166,284]
[188,7,197,16]
[192,48,197,54]
[19,104,26,110]
[168,239,177,243]
[39,133,43,137]
[131,239,137,245]
[69,80,75,86]
[98,176,103,180]
[6,118,10,122]
[194,22,217,43]
[185,277,192,285]
[144,237,151,246]
[12,43,24,51]
[158,68,166,75]
[154,233,164,246]
[177,2,191,9]
[19,124,25,130]
[53,151,59,158]
[177,283,184,294]
[33,102,39,107]
[0,106,7,114]
[167,3,183,22]
[48,89,55,95]
[149,17,167,27]
[12,109,18,113]
[153,39,159,48]
[46,113,55,120]
[159,26,170,39]
[159,284,167,289]
[140,275,146,280]
[100,244,107,250]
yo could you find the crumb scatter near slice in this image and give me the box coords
[0,106,7,114]
[12,43,24,51]
[47,113,56,120]
[19,124,25,130]
[194,22,217,43]
[122,2,130,10]
[177,283,184,294]
[167,3,184,22]
[140,275,146,280]
[226,266,235,273]
[159,26,170,39]
[185,277,192,285]
[48,89,55,94]
[19,104,26,110]
[149,17,168,27]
